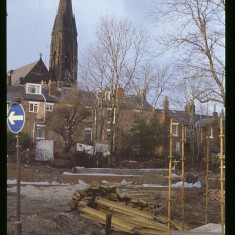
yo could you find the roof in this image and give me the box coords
[60,89,153,110]
[8,58,49,85]
[7,85,59,103]
[118,95,152,110]
[156,108,218,127]
[10,61,38,85]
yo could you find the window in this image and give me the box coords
[105,91,111,100]
[209,127,214,138]
[84,128,92,142]
[187,128,190,137]
[35,124,45,139]
[176,142,181,153]
[29,102,39,113]
[134,111,141,125]
[96,91,103,99]
[184,127,190,141]
[172,123,179,136]
[107,108,112,124]
[26,83,41,94]
[46,103,53,112]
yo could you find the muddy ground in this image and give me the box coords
[7,161,223,235]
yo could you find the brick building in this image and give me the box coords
[7,81,59,142]
[156,97,223,164]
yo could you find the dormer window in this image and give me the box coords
[26,83,42,94]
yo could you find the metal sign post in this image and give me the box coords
[7,103,25,235]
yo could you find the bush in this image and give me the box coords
[7,132,32,155]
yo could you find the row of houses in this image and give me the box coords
[7,57,224,164]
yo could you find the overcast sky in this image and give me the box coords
[7,0,155,71]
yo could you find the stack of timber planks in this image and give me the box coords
[68,181,190,234]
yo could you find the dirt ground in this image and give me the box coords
[7,161,223,235]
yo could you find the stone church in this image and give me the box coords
[49,0,78,85]
[7,0,78,86]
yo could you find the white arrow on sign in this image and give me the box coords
[8,111,24,125]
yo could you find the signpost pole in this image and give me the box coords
[7,103,25,235]
[15,133,22,235]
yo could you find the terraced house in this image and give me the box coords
[7,79,59,142]
[156,97,224,165]
[7,0,223,165]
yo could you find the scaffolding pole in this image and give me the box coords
[219,117,225,235]
[167,119,173,235]
[181,125,185,230]
[205,136,209,224]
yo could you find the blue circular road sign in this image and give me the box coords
[7,103,25,133]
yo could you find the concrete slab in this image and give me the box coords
[191,223,223,233]
[72,167,170,175]
[159,224,223,235]
[160,232,221,235]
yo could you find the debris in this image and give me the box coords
[68,181,191,234]
[207,189,222,202]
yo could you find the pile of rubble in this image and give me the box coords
[67,181,190,234]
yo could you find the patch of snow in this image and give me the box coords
[142,181,201,188]
[51,181,60,185]
[171,173,181,177]
[63,172,141,176]
[120,179,128,185]
[172,180,201,188]
[7,179,50,185]
[142,184,166,187]
[78,179,89,185]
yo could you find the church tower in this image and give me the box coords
[49,0,78,86]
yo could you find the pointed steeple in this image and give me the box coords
[49,0,78,86]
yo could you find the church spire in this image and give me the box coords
[49,0,78,86]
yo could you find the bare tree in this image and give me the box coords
[79,15,152,165]
[46,87,91,153]
[169,72,213,165]
[150,0,225,105]
[131,63,172,122]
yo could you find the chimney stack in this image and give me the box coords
[164,96,169,111]
[185,101,195,114]
[48,80,57,96]
[116,84,124,102]
[213,104,218,119]
[7,70,14,86]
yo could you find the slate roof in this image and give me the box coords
[8,58,49,85]
[118,95,152,109]
[63,89,153,110]
[7,85,59,103]
[9,61,38,85]
[156,108,215,127]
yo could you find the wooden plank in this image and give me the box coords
[79,206,136,233]
[96,198,155,220]
[136,228,164,234]
[97,207,167,232]
[171,219,191,231]
[110,213,168,231]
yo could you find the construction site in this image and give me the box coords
[7,119,225,235]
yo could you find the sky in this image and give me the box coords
[7,0,155,71]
